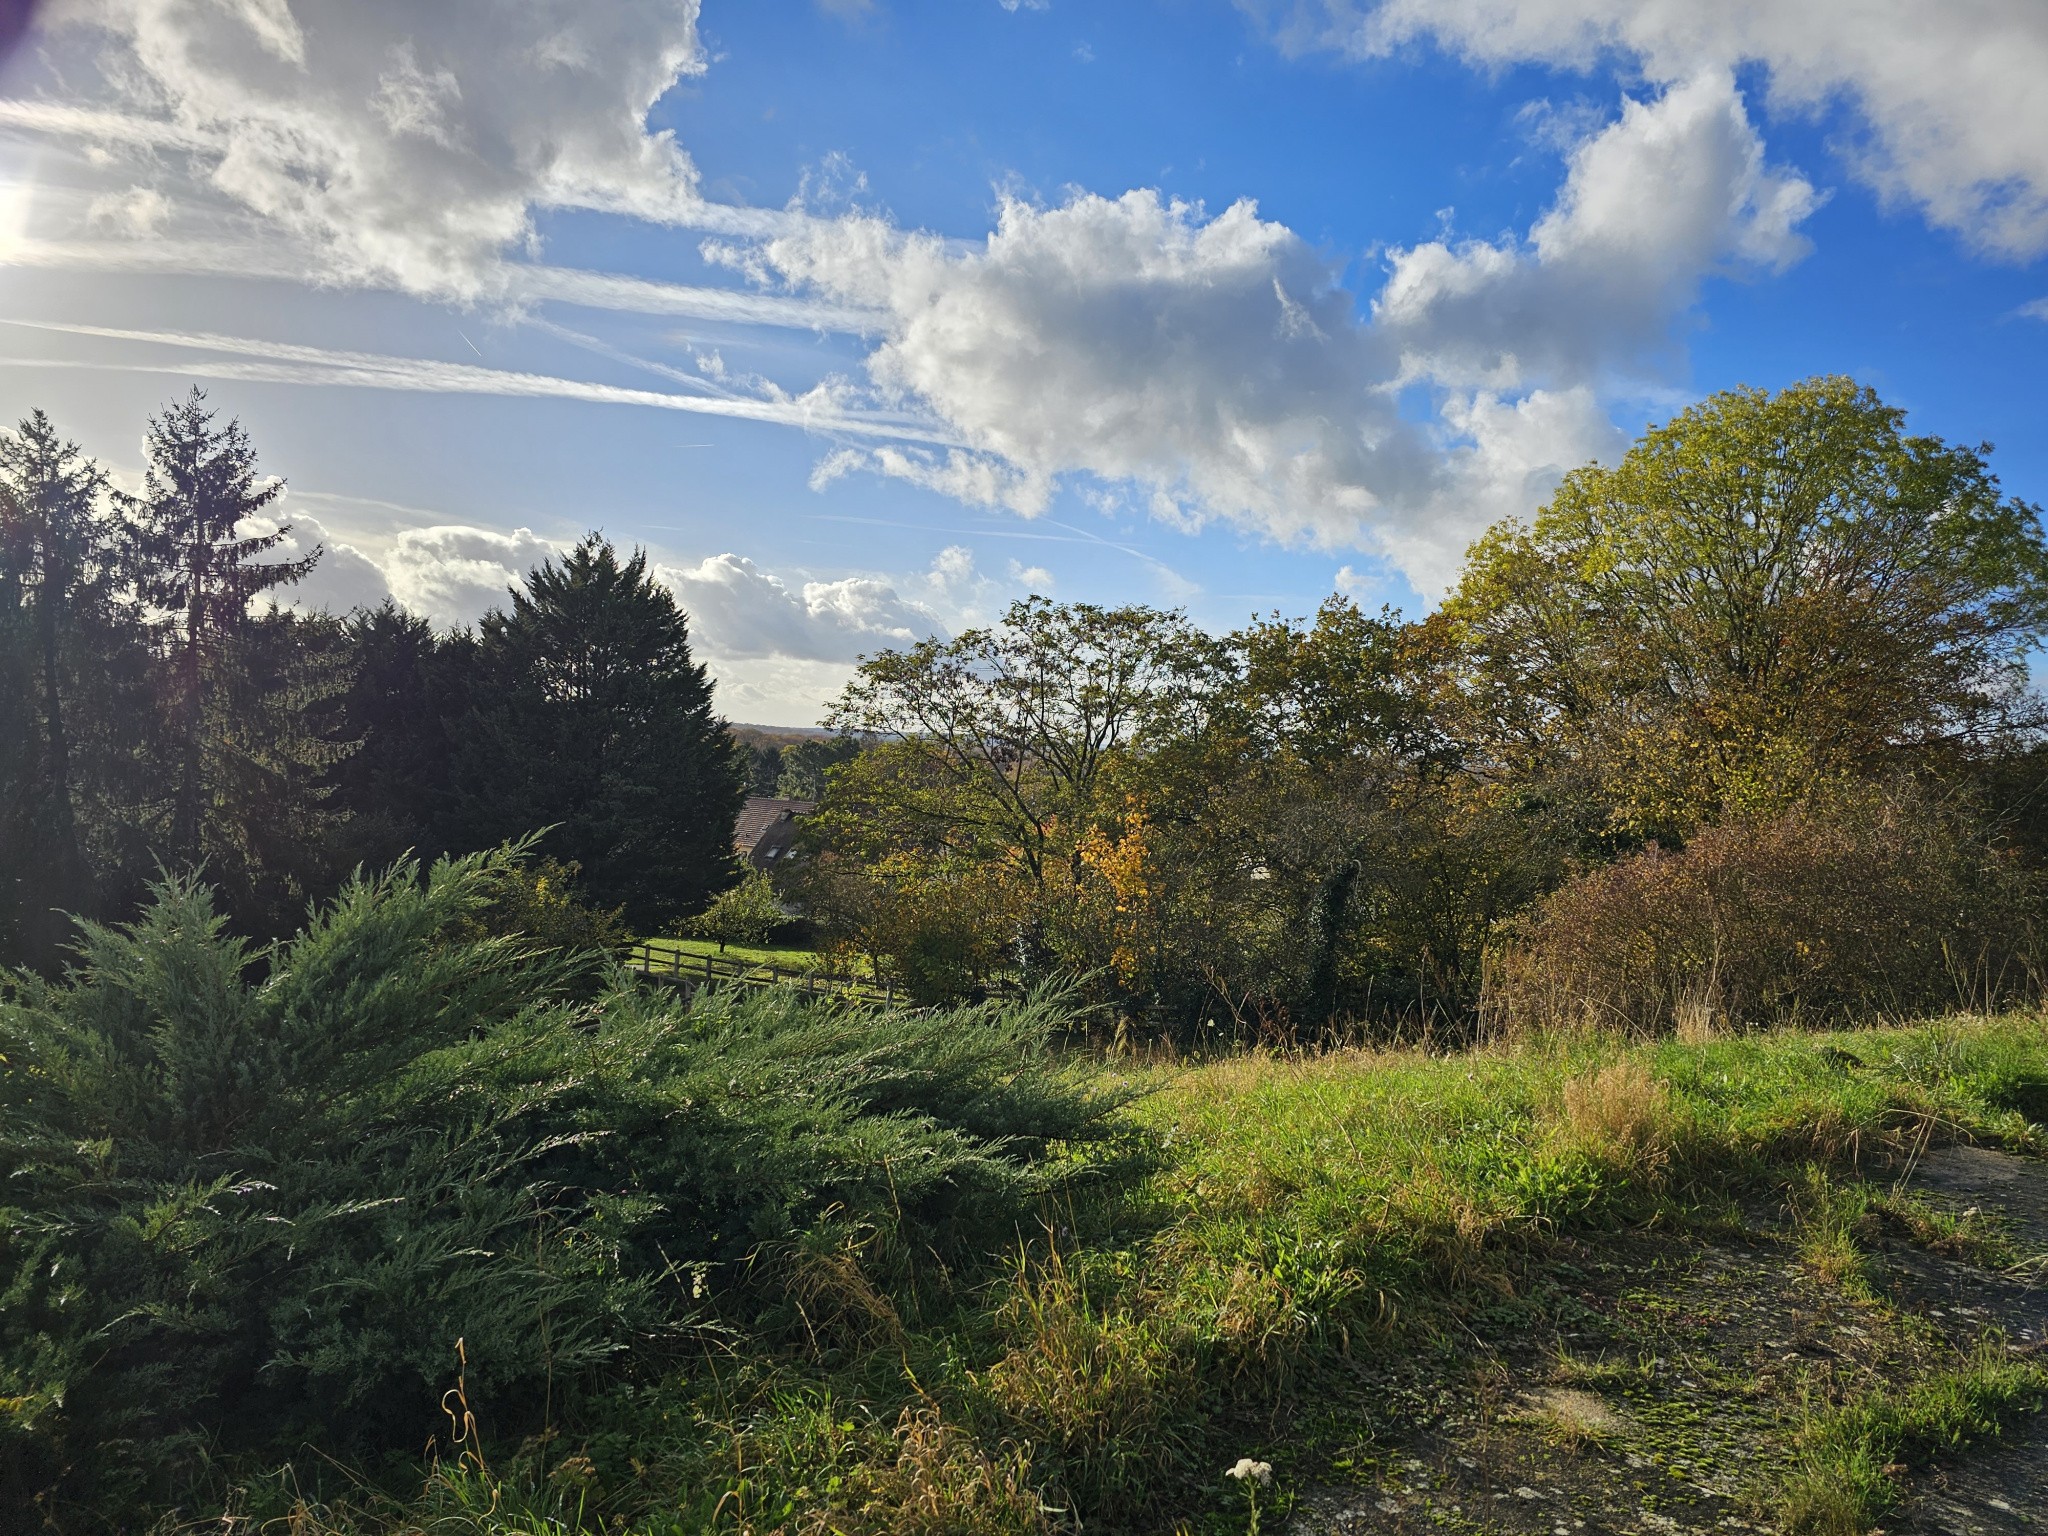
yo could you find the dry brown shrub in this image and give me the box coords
[1484,786,2043,1036]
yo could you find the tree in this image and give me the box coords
[825,599,1215,886]
[775,733,863,799]
[327,602,474,871]
[692,866,784,951]
[454,535,744,929]
[1446,377,2048,838]
[0,412,114,892]
[125,388,326,868]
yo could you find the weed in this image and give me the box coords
[1789,1170,1878,1298]
[1777,1340,2048,1534]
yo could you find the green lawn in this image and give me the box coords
[637,933,876,978]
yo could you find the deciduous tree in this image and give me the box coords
[1447,377,2048,838]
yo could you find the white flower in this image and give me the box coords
[1226,1458,1274,1487]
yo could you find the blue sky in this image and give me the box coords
[0,0,2043,722]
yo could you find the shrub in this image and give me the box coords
[465,851,629,954]
[1484,787,2044,1035]
[0,851,1126,1519]
[692,866,788,950]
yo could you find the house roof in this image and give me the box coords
[735,797,817,867]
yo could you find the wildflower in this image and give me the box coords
[1226,1458,1274,1487]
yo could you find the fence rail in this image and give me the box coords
[624,942,900,1008]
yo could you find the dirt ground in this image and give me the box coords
[1286,1146,2048,1536]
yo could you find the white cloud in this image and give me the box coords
[1376,71,1818,389]
[662,551,936,664]
[241,507,395,614]
[381,525,565,622]
[721,74,1808,590]
[29,0,745,297]
[809,444,1050,514]
[729,189,1408,548]
[1391,384,1627,592]
[256,509,565,625]
[1249,0,2048,258]
[1007,558,1054,591]
[84,184,170,236]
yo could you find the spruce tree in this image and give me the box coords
[456,535,743,928]
[0,412,156,964]
[127,389,321,864]
[328,601,473,871]
[0,413,113,886]
[124,390,346,930]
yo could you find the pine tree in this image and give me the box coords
[0,413,113,877]
[455,535,744,928]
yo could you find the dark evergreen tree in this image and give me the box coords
[123,389,347,932]
[0,573,39,964]
[0,413,113,891]
[327,602,474,870]
[742,739,785,796]
[125,388,322,865]
[454,535,743,928]
[0,412,157,966]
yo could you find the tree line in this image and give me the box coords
[9,374,2045,1036]
[0,389,744,972]
[790,379,2048,1032]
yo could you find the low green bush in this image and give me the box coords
[0,851,1127,1520]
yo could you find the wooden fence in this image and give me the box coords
[624,942,900,1008]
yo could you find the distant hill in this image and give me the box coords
[729,723,836,749]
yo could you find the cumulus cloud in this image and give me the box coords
[725,189,1408,548]
[1247,0,2048,259]
[661,551,941,663]
[719,72,1809,587]
[31,0,739,297]
[379,525,565,622]
[243,507,394,614]
[1377,72,1817,389]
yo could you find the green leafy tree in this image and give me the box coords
[1447,377,2048,839]
[692,865,785,950]
[826,599,1216,886]
[455,535,744,929]
[775,733,863,798]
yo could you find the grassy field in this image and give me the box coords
[244,1012,2048,1535]
[638,934,855,974]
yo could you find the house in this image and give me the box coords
[735,797,816,870]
